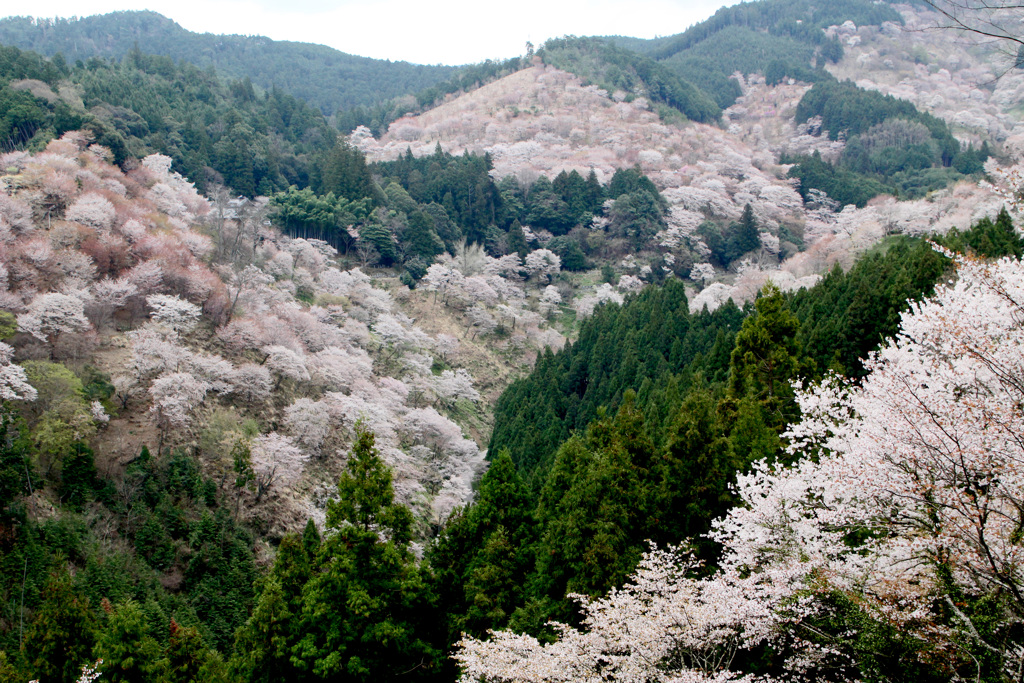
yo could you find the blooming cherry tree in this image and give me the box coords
[538,285,562,317]
[524,248,561,282]
[146,294,201,332]
[689,262,716,287]
[18,292,92,346]
[228,363,273,404]
[263,344,311,383]
[0,342,36,402]
[250,432,308,501]
[284,398,331,455]
[149,371,209,436]
[432,368,481,408]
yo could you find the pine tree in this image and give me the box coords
[728,283,802,463]
[729,282,800,406]
[724,203,760,263]
[403,210,444,261]
[428,451,535,645]
[229,579,296,683]
[656,386,739,554]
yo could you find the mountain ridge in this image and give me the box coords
[0,11,459,115]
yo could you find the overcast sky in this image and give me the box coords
[6,0,738,65]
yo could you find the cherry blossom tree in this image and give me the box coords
[228,363,273,404]
[433,334,460,364]
[524,248,561,282]
[373,313,431,365]
[250,432,308,501]
[308,346,374,392]
[89,276,138,329]
[574,283,623,318]
[18,292,92,350]
[126,327,186,382]
[124,260,164,297]
[226,264,274,322]
[432,368,480,408]
[65,193,115,230]
[712,251,1024,675]
[458,251,1024,681]
[485,254,525,281]
[618,274,644,294]
[0,342,36,402]
[149,372,209,444]
[461,276,500,307]
[90,400,109,424]
[689,263,716,287]
[284,398,331,455]
[421,263,466,305]
[146,294,201,332]
[263,344,311,383]
[466,304,497,339]
[538,285,562,318]
[455,548,762,683]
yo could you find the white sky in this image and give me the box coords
[6,0,739,65]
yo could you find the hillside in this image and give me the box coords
[1,0,1024,680]
[355,55,1003,311]
[0,131,582,676]
[0,11,458,115]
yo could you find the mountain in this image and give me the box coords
[1,0,1023,679]
[0,11,458,115]
[567,0,905,115]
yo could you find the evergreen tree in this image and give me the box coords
[429,451,535,648]
[532,396,657,622]
[403,210,445,261]
[506,219,528,258]
[93,600,162,683]
[22,572,96,683]
[229,579,296,683]
[724,203,760,263]
[655,384,739,555]
[729,282,800,406]
[162,620,208,683]
[292,427,439,681]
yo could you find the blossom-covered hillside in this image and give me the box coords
[0,133,521,538]
[356,57,1009,313]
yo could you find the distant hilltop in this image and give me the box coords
[0,11,458,114]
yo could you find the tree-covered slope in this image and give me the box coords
[490,217,1024,487]
[596,0,903,111]
[442,214,1024,662]
[785,77,988,204]
[0,43,345,196]
[0,11,458,115]
[537,36,722,123]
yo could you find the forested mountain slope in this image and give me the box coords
[0,11,458,115]
[0,42,342,196]
[0,0,1023,680]
[439,213,1024,677]
[356,0,1019,314]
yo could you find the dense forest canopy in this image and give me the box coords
[0,42,340,195]
[0,11,458,115]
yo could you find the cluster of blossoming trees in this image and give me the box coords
[456,250,1024,681]
[0,132,498,531]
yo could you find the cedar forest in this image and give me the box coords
[0,0,1022,681]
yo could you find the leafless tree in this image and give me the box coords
[918,1,1024,69]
